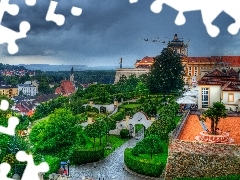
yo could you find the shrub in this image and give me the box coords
[120,129,129,139]
[43,155,61,178]
[124,148,164,177]
[132,135,163,159]
[3,154,16,165]
[110,111,125,122]
[70,146,104,164]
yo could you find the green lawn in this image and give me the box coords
[86,135,128,157]
[127,140,169,165]
[135,124,144,133]
[122,103,141,109]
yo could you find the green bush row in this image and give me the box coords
[70,146,104,165]
[124,148,164,177]
[110,111,125,121]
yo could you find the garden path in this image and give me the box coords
[69,128,162,180]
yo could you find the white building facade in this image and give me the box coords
[197,69,240,110]
[18,84,37,96]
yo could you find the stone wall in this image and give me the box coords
[164,139,240,180]
[114,68,150,84]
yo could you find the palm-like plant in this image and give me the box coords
[200,101,227,135]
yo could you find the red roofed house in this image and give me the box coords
[55,67,77,96]
[197,68,240,110]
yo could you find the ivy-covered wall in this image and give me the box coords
[164,139,240,180]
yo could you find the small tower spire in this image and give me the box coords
[120,58,122,68]
[70,67,74,82]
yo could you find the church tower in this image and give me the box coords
[167,34,188,56]
[70,67,74,82]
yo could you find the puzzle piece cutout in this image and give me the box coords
[25,0,37,6]
[129,0,138,3]
[46,0,82,26]
[0,163,16,180]
[0,100,19,136]
[0,0,36,54]
[16,151,49,180]
[0,151,49,180]
[0,21,30,54]
[130,0,240,37]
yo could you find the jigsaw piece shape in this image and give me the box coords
[0,99,19,136]
[16,151,49,180]
[0,21,30,54]
[129,0,240,37]
[0,0,31,54]
[129,0,138,3]
[46,0,65,26]
[223,1,240,35]
[0,116,19,136]
[71,6,82,16]
[0,163,15,180]
[0,0,19,23]
[25,0,37,6]
[0,99,9,111]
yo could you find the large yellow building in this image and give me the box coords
[131,34,240,86]
[0,85,18,98]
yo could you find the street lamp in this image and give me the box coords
[67,160,70,177]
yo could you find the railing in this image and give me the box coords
[169,110,190,141]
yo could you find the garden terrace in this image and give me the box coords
[164,114,240,179]
[178,115,240,144]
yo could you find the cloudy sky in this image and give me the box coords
[0,0,239,67]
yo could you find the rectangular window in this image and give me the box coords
[202,88,209,108]
[194,67,198,76]
[228,93,234,102]
[188,67,192,76]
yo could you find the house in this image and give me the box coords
[55,67,77,96]
[197,68,240,110]
[15,101,36,116]
[0,85,18,98]
[18,84,37,96]
[24,80,39,93]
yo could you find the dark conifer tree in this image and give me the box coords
[147,48,185,94]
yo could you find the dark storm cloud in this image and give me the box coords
[1,0,240,65]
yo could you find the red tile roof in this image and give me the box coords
[221,56,240,67]
[135,56,154,68]
[55,80,75,95]
[198,69,240,88]
[187,56,220,62]
[222,81,240,91]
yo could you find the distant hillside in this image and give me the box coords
[19,64,88,71]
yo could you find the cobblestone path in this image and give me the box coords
[69,129,161,180]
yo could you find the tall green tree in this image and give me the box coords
[147,48,184,94]
[29,108,84,157]
[132,135,163,159]
[200,101,227,135]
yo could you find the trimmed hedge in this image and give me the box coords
[110,111,125,121]
[124,148,164,177]
[70,146,104,164]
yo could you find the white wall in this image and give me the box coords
[198,85,221,109]
[222,91,240,110]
